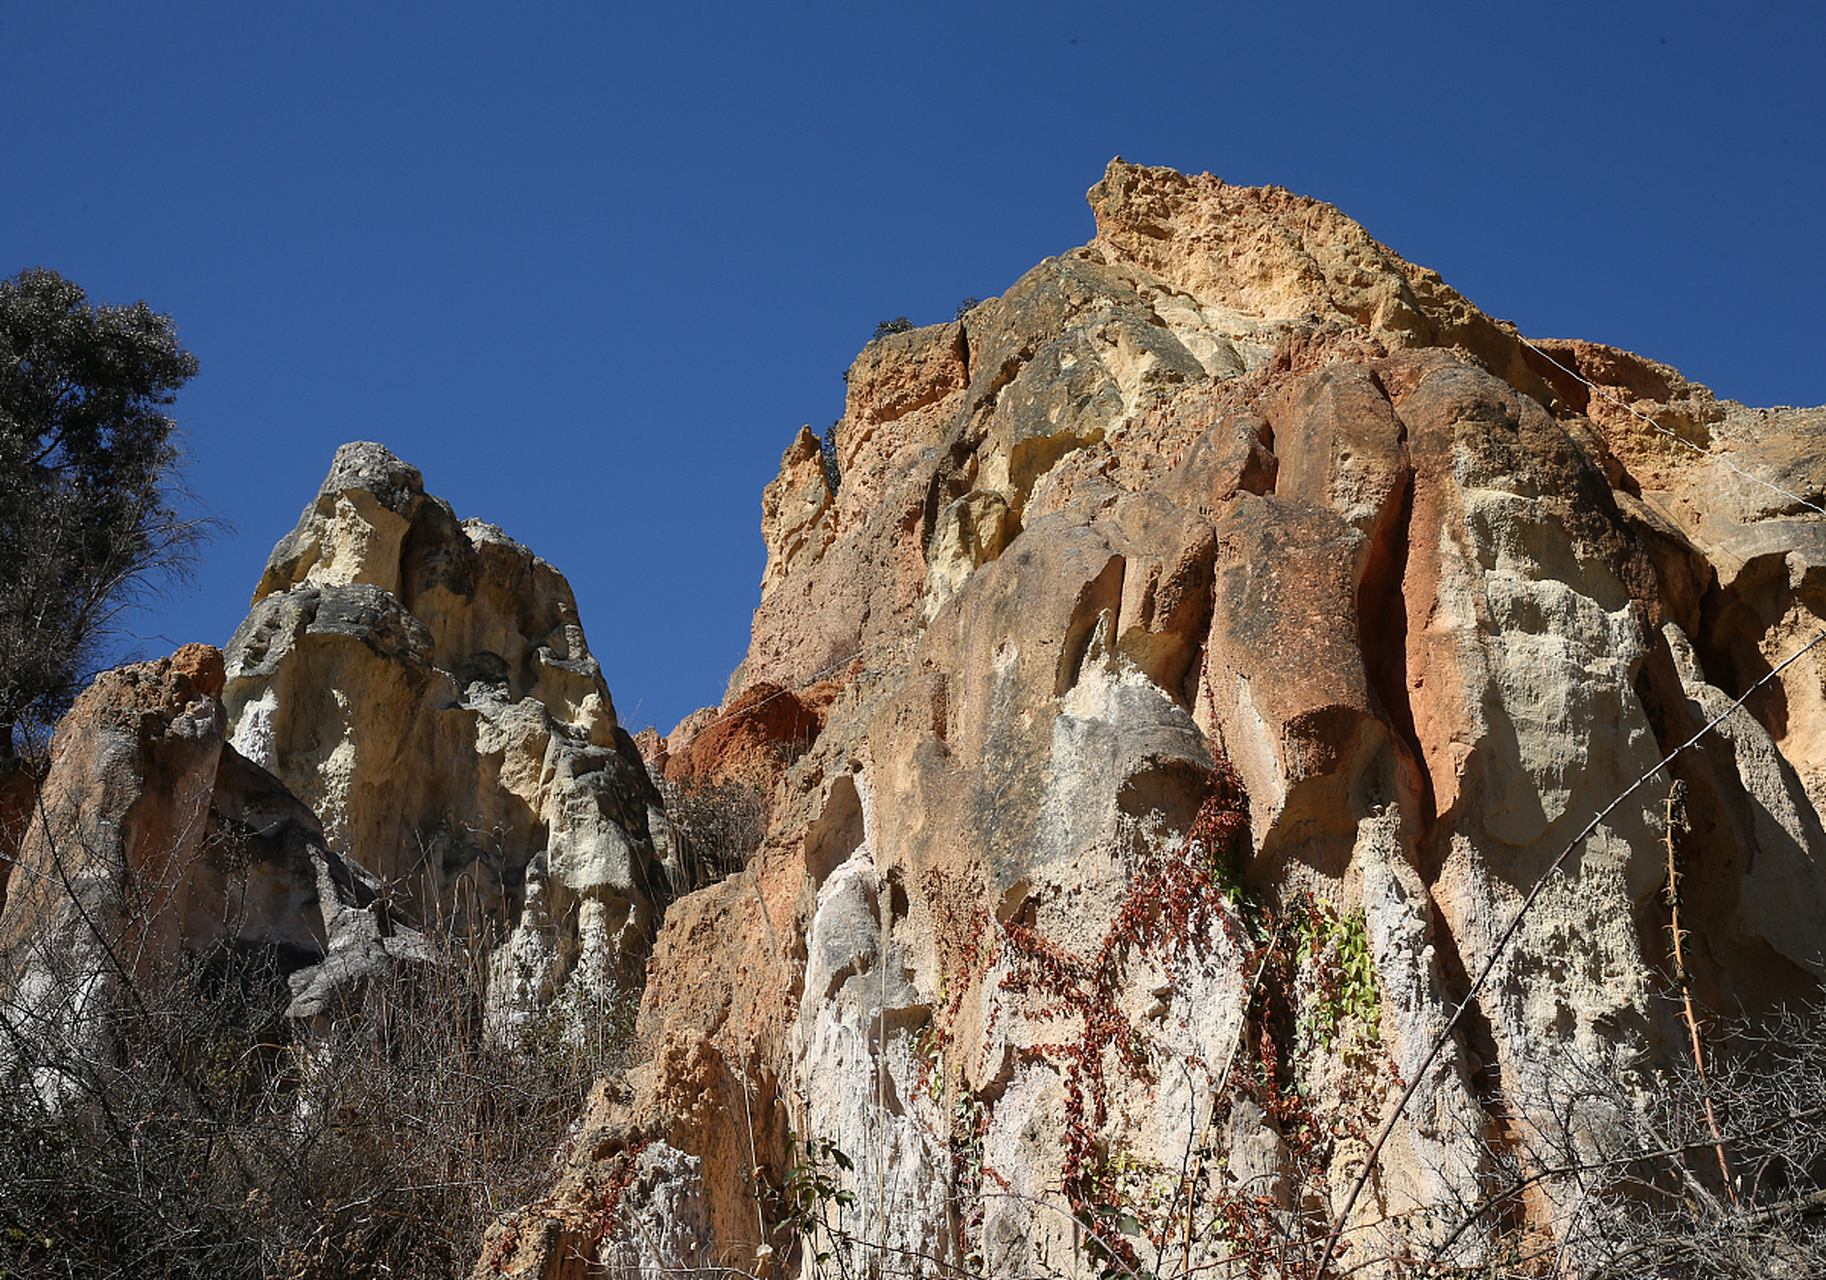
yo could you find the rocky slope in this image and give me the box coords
[488,160,1826,1277]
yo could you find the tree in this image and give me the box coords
[0,267,210,760]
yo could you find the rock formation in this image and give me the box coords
[0,451,685,1276]
[223,442,676,1023]
[0,644,408,1100]
[3,158,1820,1278]
[486,160,1826,1277]
[0,440,677,1112]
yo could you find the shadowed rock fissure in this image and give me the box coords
[1424,894,1507,1105]
[1695,555,1795,737]
[1356,462,1435,834]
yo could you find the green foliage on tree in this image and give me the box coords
[0,268,211,758]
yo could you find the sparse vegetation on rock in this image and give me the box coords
[0,821,633,1280]
[821,419,842,493]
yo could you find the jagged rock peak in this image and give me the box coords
[249,440,611,721]
[257,440,424,598]
[225,443,678,1015]
[1086,158,1544,391]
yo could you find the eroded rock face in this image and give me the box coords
[498,159,1826,1277]
[225,443,674,1021]
[0,646,404,1098]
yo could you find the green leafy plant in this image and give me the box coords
[1084,1147,1178,1279]
[1288,897,1379,1056]
[765,1132,856,1274]
[0,268,220,759]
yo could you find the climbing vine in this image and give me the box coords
[905,633,1399,1280]
[929,742,1398,1279]
[982,752,1257,1274]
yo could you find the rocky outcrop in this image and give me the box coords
[0,645,407,1099]
[650,680,832,787]
[224,443,675,1022]
[0,441,675,1110]
[494,159,1826,1278]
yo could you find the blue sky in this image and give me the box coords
[3,2,1820,735]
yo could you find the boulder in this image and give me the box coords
[0,646,403,1098]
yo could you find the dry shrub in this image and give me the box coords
[1374,1005,1826,1280]
[0,908,633,1279]
[658,775,768,884]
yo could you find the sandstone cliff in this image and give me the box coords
[490,160,1826,1278]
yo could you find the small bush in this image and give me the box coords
[820,420,842,493]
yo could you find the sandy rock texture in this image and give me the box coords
[225,443,675,1022]
[492,158,1826,1278]
[0,646,409,1098]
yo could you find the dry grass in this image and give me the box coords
[0,870,633,1280]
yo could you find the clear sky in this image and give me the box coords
[3,1,1820,735]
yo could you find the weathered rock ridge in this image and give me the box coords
[0,448,689,1276]
[0,438,684,1074]
[496,160,1826,1277]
